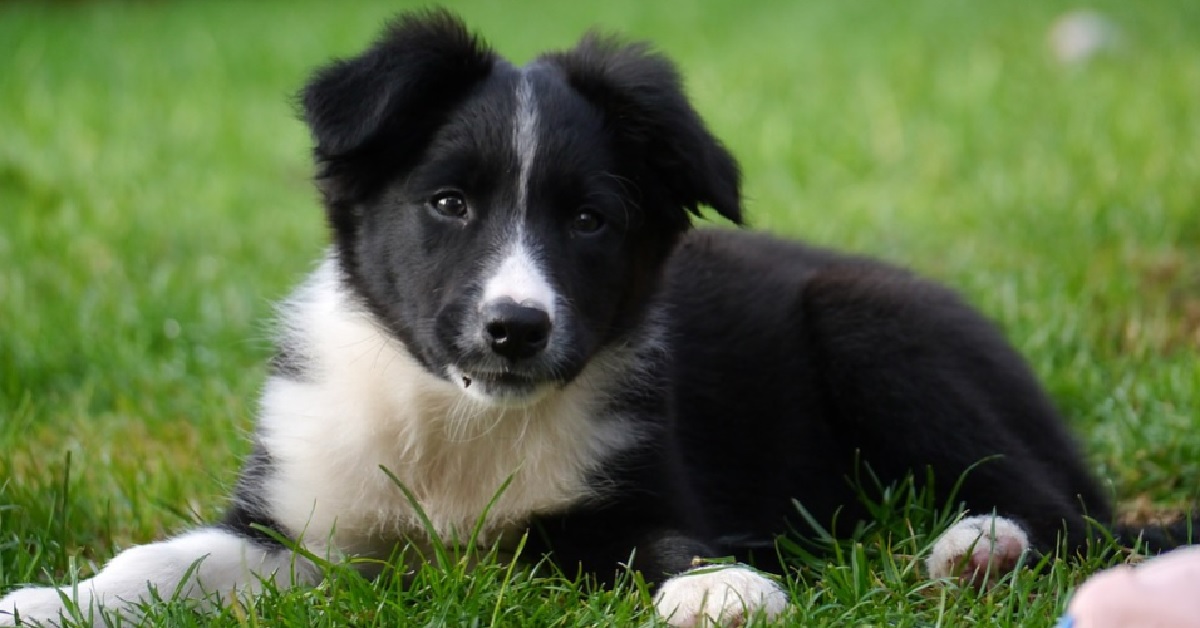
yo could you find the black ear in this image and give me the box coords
[300,9,495,207]
[543,34,742,226]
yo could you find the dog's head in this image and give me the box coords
[301,9,741,406]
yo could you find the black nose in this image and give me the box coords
[482,300,552,361]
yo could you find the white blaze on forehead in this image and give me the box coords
[482,242,557,322]
[480,69,555,320]
[513,70,539,214]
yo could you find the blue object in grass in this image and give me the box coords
[1055,615,1075,628]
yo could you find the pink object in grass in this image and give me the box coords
[1066,545,1200,628]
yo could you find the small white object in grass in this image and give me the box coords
[1048,10,1121,65]
[654,564,788,628]
[926,514,1029,584]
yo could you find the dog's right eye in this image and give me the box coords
[429,191,468,219]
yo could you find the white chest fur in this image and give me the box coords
[256,259,642,560]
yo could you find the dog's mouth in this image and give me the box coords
[448,365,553,406]
[459,371,537,390]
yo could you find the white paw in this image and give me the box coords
[926,514,1029,585]
[654,564,788,627]
[0,586,83,627]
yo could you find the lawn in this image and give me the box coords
[1,0,1198,625]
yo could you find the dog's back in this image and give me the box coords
[662,229,1113,558]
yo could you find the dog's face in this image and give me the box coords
[301,11,741,406]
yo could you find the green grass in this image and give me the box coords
[1,0,1198,625]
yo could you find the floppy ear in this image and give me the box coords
[300,9,495,208]
[543,34,743,226]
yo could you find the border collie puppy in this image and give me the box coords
[1,9,1191,627]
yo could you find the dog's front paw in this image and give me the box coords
[653,564,787,627]
[0,586,79,627]
[926,514,1029,585]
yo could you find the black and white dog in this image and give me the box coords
[2,10,1191,627]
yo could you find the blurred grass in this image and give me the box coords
[0,0,1197,625]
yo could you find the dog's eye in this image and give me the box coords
[430,191,468,219]
[570,209,605,235]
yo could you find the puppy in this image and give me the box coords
[1,9,1190,627]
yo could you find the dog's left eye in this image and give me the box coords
[430,191,468,219]
[570,209,605,235]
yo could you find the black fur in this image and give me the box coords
[663,232,1112,555]
[543,33,743,228]
[221,442,291,549]
[267,338,309,382]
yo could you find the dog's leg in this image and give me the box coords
[0,527,316,627]
[603,528,789,627]
[926,514,1030,584]
[652,561,788,628]
[800,265,1112,576]
[532,504,787,627]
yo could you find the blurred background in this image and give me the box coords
[0,0,1197,572]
